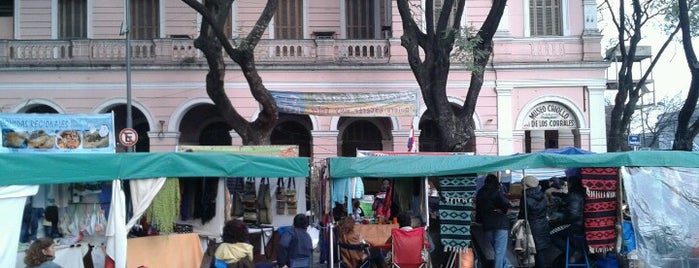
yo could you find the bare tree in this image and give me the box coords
[602,0,680,152]
[631,94,683,148]
[396,0,506,152]
[672,0,699,150]
[182,0,279,145]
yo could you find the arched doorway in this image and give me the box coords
[521,101,581,152]
[104,105,150,152]
[338,118,389,156]
[23,105,59,114]
[179,104,231,145]
[271,113,312,157]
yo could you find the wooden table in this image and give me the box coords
[353,224,398,246]
[127,233,203,268]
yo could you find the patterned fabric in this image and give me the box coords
[581,167,619,253]
[439,175,477,252]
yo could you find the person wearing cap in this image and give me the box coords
[518,176,552,268]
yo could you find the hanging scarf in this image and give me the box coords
[439,175,477,252]
[581,167,619,253]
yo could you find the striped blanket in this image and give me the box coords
[439,175,477,252]
[581,167,619,253]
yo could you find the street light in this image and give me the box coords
[120,0,134,152]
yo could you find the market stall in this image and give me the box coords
[0,152,309,268]
[328,150,699,267]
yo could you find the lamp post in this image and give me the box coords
[124,0,133,152]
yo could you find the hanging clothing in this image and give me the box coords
[332,178,351,206]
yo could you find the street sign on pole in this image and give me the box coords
[119,128,138,147]
[628,135,641,146]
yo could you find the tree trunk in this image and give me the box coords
[397,0,505,152]
[184,0,279,145]
[672,0,699,151]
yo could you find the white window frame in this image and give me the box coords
[51,0,92,39]
[270,0,308,39]
[340,0,381,39]
[523,0,569,37]
[419,0,467,33]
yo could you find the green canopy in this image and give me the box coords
[329,150,699,178]
[0,152,309,186]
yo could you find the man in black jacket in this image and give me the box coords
[550,175,585,252]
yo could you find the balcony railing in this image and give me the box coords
[0,38,393,67]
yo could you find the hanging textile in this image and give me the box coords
[242,178,258,223]
[581,167,619,253]
[199,179,218,224]
[126,178,166,230]
[226,178,245,217]
[257,178,272,224]
[276,178,286,215]
[439,175,477,252]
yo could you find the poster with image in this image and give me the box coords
[0,113,116,153]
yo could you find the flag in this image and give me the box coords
[407,123,416,152]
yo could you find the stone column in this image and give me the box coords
[229,130,242,146]
[392,128,420,153]
[530,130,546,152]
[311,130,339,160]
[582,0,603,61]
[496,87,513,155]
[587,85,608,152]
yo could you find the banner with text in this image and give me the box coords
[178,145,299,157]
[522,102,577,130]
[270,90,419,117]
[1,113,116,153]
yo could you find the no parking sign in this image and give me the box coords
[119,128,138,147]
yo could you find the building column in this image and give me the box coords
[588,85,608,152]
[582,0,603,61]
[229,130,241,146]
[392,128,420,152]
[311,130,339,160]
[558,129,575,148]
[583,0,599,33]
[496,87,513,155]
[530,130,546,152]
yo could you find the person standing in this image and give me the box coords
[550,175,586,262]
[214,220,254,268]
[24,237,62,268]
[519,176,552,268]
[476,174,513,268]
[277,214,313,268]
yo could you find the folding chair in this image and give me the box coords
[338,241,370,268]
[391,227,429,268]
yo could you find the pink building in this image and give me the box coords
[0,0,608,159]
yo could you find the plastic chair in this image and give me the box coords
[391,227,428,268]
[565,234,590,268]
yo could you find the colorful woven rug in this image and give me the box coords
[581,167,619,253]
[439,175,477,252]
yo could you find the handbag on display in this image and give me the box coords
[228,178,245,217]
[242,178,258,224]
[257,178,272,224]
[286,178,297,215]
[276,178,287,215]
